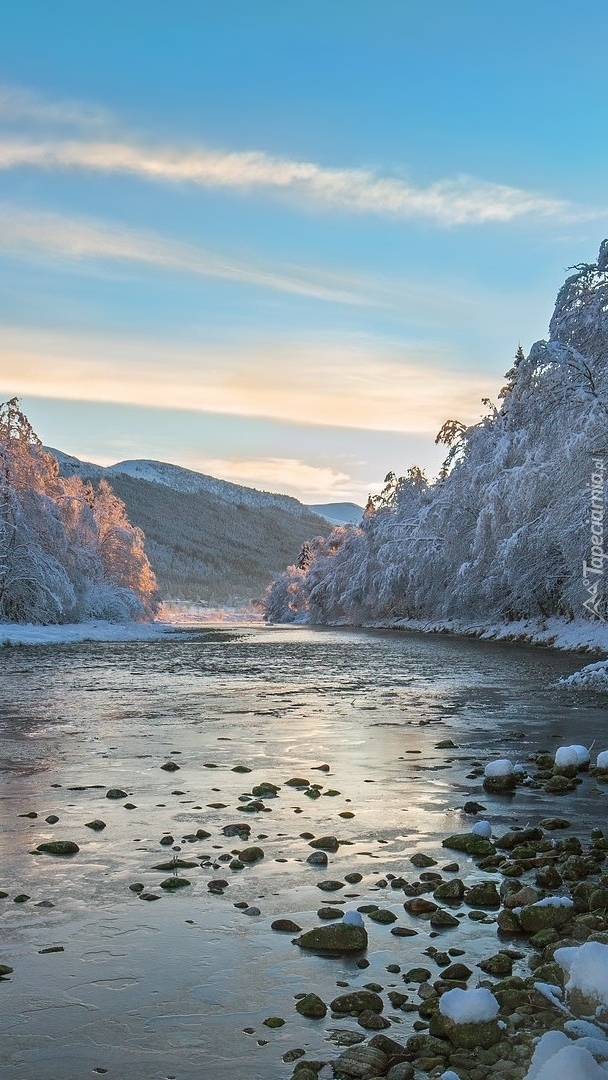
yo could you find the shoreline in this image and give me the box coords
[300,615,608,657]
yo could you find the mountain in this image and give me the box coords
[49,451,333,605]
[308,502,363,525]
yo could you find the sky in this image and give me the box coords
[0,1,606,505]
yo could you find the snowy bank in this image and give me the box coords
[0,619,177,648]
[383,615,608,655]
[555,658,608,691]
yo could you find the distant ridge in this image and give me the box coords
[50,450,363,525]
[309,502,363,525]
[48,449,335,605]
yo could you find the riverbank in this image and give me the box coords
[346,616,608,656]
[0,618,176,647]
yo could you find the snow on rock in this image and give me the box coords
[525,1043,608,1079]
[533,896,574,909]
[342,910,364,926]
[597,750,608,770]
[555,745,581,768]
[556,659,608,690]
[471,820,492,838]
[533,982,567,1013]
[439,987,499,1024]
[484,759,514,778]
[524,1031,571,1079]
[571,745,592,767]
[555,942,608,1007]
[441,1072,462,1080]
[566,1020,608,1041]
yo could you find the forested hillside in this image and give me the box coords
[107,473,331,605]
[0,400,158,624]
[266,240,608,629]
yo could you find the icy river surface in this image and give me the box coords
[0,624,606,1079]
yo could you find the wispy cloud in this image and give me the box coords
[0,85,111,130]
[0,203,376,305]
[0,325,500,435]
[195,457,354,500]
[0,136,595,227]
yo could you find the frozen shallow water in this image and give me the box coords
[0,624,606,1079]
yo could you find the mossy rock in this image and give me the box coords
[518,901,573,934]
[478,953,513,977]
[590,887,608,910]
[159,877,191,890]
[295,923,368,954]
[237,800,265,813]
[535,865,563,890]
[410,852,437,867]
[367,908,397,924]
[483,774,517,794]
[496,908,522,933]
[308,835,340,852]
[429,1011,501,1050]
[533,961,564,987]
[263,1016,285,1028]
[84,819,106,831]
[464,882,501,908]
[36,841,79,855]
[286,777,310,788]
[333,1046,389,1077]
[529,927,559,950]
[271,919,302,932]
[403,967,432,983]
[252,782,280,796]
[317,906,343,920]
[330,989,383,1015]
[239,846,265,863]
[404,897,438,917]
[434,879,465,903]
[496,827,543,851]
[430,908,460,928]
[544,775,575,794]
[441,963,472,981]
[441,833,495,857]
[539,817,571,830]
[296,993,327,1019]
[160,761,180,772]
[106,788,128,799]
[0,964,13,977]
[152,859,197,870]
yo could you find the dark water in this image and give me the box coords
[0,625,606,1079]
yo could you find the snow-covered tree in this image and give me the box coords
[0,399,159,624]
[266,240,608,628]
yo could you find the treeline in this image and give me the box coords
[266,241,608,627]
[0,400,158,624]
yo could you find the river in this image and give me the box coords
[0,624,606,1079]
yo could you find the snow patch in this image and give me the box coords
[555,744,590,767]
[439,987,499,1024]
[0,620,176,648]
[342,910,364,926]
[555,942,608,1007]
[484,758,514,778]
[471,820,492,838]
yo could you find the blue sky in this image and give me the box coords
[0,1,606,503]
